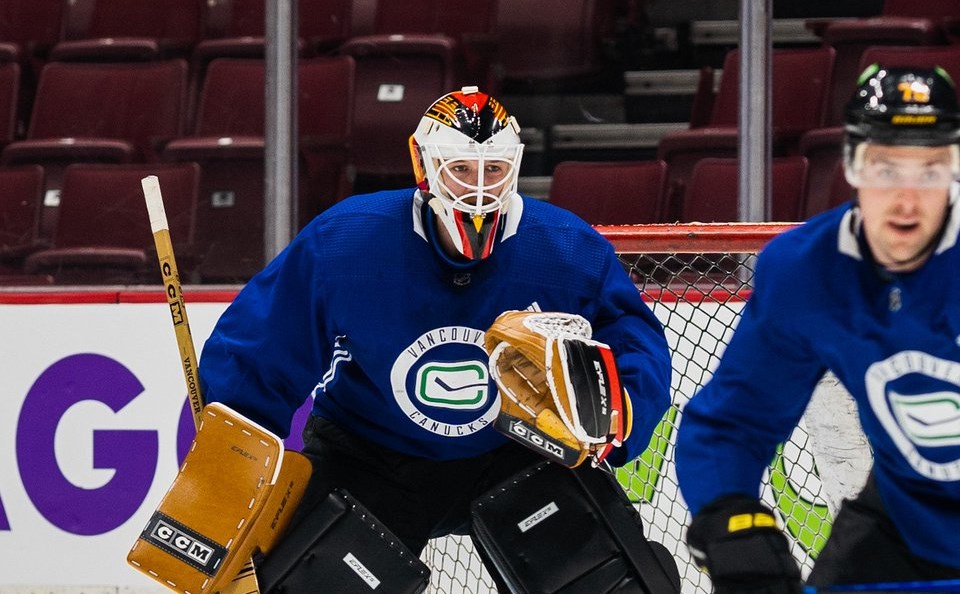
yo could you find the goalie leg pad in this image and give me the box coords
[127,403,312,594]
[256,488,430,594]
[470,461,681,594]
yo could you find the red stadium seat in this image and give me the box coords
[680,157,809,223]
[50,0,205,61]
[808,0,957,126]
[2,59,188,168]
[0,59,188,245]
[190,0,353,127]
[493,0,616,91]
[372,0,499,89]
[23,162,199,284]
[657,47,834,220]
[548,160,668,225]
[338,35,456,189]
[0,60,18,147]
[163,56,354,282]
[207,0,354,51]
[800,44,960,218]
[0,0,65,59]
[0,165,46,267]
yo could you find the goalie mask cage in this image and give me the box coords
[419,222,872,594]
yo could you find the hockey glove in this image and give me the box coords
[485,310,631,468]
[686,496,803,594]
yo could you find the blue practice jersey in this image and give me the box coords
[676,202,960,568]
[199,188,671,467]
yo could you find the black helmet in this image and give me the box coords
[845,64,960,147]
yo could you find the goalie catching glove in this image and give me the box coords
[484,310,632,468]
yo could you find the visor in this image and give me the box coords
[846,143,960,190]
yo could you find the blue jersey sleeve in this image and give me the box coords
[198,223,328,437]
[674,241,826,514]
[590,244,672,467]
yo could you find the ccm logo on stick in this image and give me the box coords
[143,513,226,575]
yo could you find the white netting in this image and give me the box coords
[420,223,872,594]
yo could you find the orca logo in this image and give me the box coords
[391,325,500,437]
[416,361,488,409]
[866,351,960,480]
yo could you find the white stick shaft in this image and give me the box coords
[142,175,170,233]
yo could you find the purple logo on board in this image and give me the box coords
[2,353,313,536]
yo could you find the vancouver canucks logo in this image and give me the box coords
[390,326,500,437]
[866,351,960,480]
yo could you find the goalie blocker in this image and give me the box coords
[471,460,680,594]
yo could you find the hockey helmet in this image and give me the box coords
[410,86,524,263]
[844,64,960,188]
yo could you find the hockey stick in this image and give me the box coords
[143,175,203,428]
[142,175,263,594]
[804,578,960,593]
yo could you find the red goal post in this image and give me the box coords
[597,222,798,253]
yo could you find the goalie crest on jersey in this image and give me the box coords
[485,310,632,468]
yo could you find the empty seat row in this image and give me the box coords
[546,156,852,229]
[0,156,855,286]
[0,0,619,96]
[0,163,197,286]
[651,42,960,220]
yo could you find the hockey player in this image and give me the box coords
[675,64,960,593]
[197,87,674,589]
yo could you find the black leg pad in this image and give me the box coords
[471,461,681,594]
[256,488,430,594]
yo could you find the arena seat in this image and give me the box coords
[0,0,64,60]
[808,0,958,126]
[23,162,198,285]
[657,46,834,220]
[371,0,499,89]
[163,56,354,283]
[680,156,809,223]
[548,160,668,225]
[0,60,18,147]
[338,34,456,191]
[493,0,617,92]
[1,59,188,168]
[49,0,205,61]
[0,165,46,268]
[203,0,353,51]
[1,59,188,242]
[799,44,960,218]
[189,0,353,128]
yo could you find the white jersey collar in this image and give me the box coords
[836,192,960,262]
[411,189,524,243]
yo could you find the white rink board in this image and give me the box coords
[0,295,849,594]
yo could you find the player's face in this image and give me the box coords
[439,159,510,205]
[856,144,955,273]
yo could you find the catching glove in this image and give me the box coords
[686,496,803,594]
[484,310,631,468]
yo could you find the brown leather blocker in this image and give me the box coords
[127,403,312,594]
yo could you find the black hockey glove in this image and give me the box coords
[686,496,803,594]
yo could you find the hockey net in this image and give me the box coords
[420,222,872,594]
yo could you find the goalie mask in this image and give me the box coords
[843,64,960,192]
[410,86,524,264]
